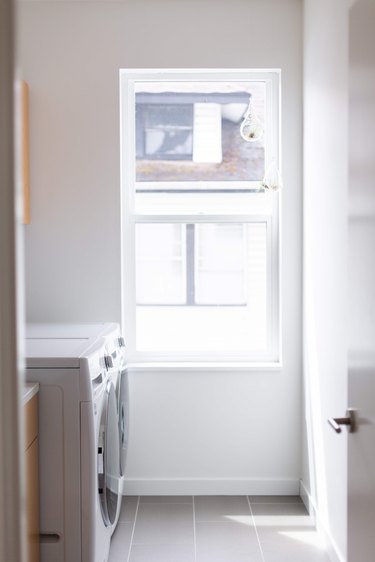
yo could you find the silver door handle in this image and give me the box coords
[328,408,358,434]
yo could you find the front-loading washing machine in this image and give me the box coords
[25,328,124,562]
[99,326,129,532]
[26,323,129,532]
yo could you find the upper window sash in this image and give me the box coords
[120,69,281,215]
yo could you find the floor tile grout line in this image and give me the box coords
[193,519,255,524]
[126,496,140,562]
[250,502,303,505]
[138,502,193,505]
[247,495,266,562]
[192,496,197,562]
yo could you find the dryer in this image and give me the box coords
[25,328,124,562]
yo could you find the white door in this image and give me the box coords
[347,358,375,561]
[346,1,375,559]
[304,1,375,557]
[347,217,375,562]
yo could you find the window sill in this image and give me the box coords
[127,361,283,372]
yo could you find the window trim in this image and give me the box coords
[120,69,281,366]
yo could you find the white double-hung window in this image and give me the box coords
[120,70,281,365]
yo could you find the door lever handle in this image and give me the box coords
[328,408,358,434]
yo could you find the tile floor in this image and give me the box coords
[109,495,331,562]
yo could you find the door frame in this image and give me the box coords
[0,0,25,558]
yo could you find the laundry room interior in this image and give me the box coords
[1,0,374,561]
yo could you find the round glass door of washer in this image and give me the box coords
[98,380,121,526]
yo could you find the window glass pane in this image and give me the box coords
[135,222,268,354]
[142,105,193,159]
[135,81,265,185]
[195,224,246,305]
[135,224,186,304]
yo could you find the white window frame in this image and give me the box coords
[120,69,281,368]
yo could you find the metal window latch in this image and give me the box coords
[328,408,358,434]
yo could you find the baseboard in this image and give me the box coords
[299,480,315,516]
[299,480,344,562]
[123,477,300,496]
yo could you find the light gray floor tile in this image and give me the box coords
[248,495,303,504]
[194,495,252,522]
[119,496,139,522]
[261,541,331,562]
[197,554,263,562]
[129,544,195,562]
[110,495,332,562]
[251,503,314,545]
[254,520,318,543]
[139,495,193,504]
[251,502,308,516]
[132,503,194,545]
[196,521,263,562]
[109,522,133,562]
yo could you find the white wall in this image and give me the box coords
[303,0,348,559]
[17,0,303,494]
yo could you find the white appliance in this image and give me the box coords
[100,327,129,532]
[25,323,129,562]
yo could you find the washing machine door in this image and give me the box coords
[118,365,129,476]
[98,380,121,526]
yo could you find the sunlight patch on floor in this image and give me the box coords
[251,515,313,527]
[278,530,326,549]
[224,515,254,526]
